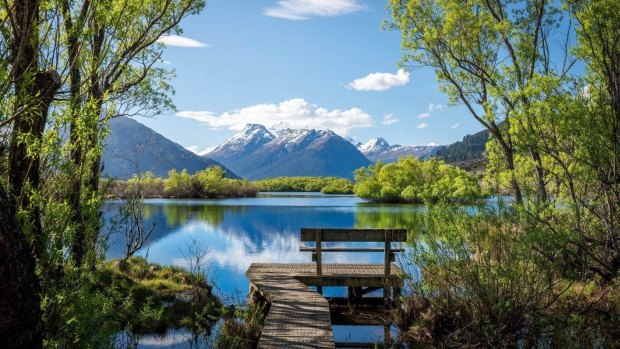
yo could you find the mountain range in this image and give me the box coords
[206,124,372,179]
[102,116,237,179]
[356,137,439,163]
[102,118,489,180]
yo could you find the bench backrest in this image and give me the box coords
[300,228,407,277]
[300,228,407,242]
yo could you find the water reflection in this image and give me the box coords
[105,193,425,297]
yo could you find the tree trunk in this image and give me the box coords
[72,26,105,266]
[64,0,86,265]
[0,183,42,349]
[503,145,523,204]
[7,0,61,258]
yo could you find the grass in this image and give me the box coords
[96,256,222,336]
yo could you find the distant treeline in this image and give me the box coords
[107,167,258,198]
[354,156,483,204]
[252,176,353,194]
[108,169,356,198]
[109,160,482,200]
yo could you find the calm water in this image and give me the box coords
[104,192,426,347]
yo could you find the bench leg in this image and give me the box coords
[384,324,391,347]
[348,287,363,307]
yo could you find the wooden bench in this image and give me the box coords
[299,228,407,296]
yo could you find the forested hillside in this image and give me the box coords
[435,128,488,163]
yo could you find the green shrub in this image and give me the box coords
[354,157,483,203]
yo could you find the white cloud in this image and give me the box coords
[264,0,364,20]
[185,145,215,156]
[382,114,399,126]
[428,103,443,112]
[417,122,428,129]
[417,112,431,119]
[347,69,409,91]
[177,98,373,136]
[450,122,460,129]
[427,142,437,146]
[157,35,208,48]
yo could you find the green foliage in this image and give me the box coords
[354,156,483,203]
[395,203,620,346]
[98,257,221,337]
[109,167,258,199]
[252,176,354,194]
[388,0,620,345]
[41,268,119,349]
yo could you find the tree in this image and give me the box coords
[0,0,205,344]
[354,156,482,203]
[0,183,42,349]
[59,0,205,265]
[387,0,575,204]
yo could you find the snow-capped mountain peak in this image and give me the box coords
[359,137,391,155]
[358,136,441,163]
[208,124,276,155]
[207,124,371,179]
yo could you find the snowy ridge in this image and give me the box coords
[357,137,440,163]
[206,124,371,179]
[359,137,392,156]
[208,124,276,155]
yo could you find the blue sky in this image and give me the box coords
[139,0,485,154]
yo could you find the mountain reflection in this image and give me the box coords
[104,194,424,295]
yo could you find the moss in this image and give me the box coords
[96,257,222,336]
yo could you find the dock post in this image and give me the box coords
[315,229,323,295]
[384,231,391,277]
[347,287,363,306]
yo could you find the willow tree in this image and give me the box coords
[0,0,204,346]
[56,0,204,265]
[387,0,575,203]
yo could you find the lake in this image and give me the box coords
[105,192,426,347]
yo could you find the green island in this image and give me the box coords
[354,156,483,203]
[108,171,357,198]
[107,167,258,199]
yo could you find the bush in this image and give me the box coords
[395,204,620,347]
[354,157,483,203]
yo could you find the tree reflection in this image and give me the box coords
[162,204,227,227]
[355,203,423,240]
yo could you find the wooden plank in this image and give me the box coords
[334,342,388,348]
[247,263,403,278]
[247,263,404,288]
[300,228,407,242]
[297,276,400,288]
[247,274,335,349]
[300,247,405,253]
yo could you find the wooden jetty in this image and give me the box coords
[246,228,407,348]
